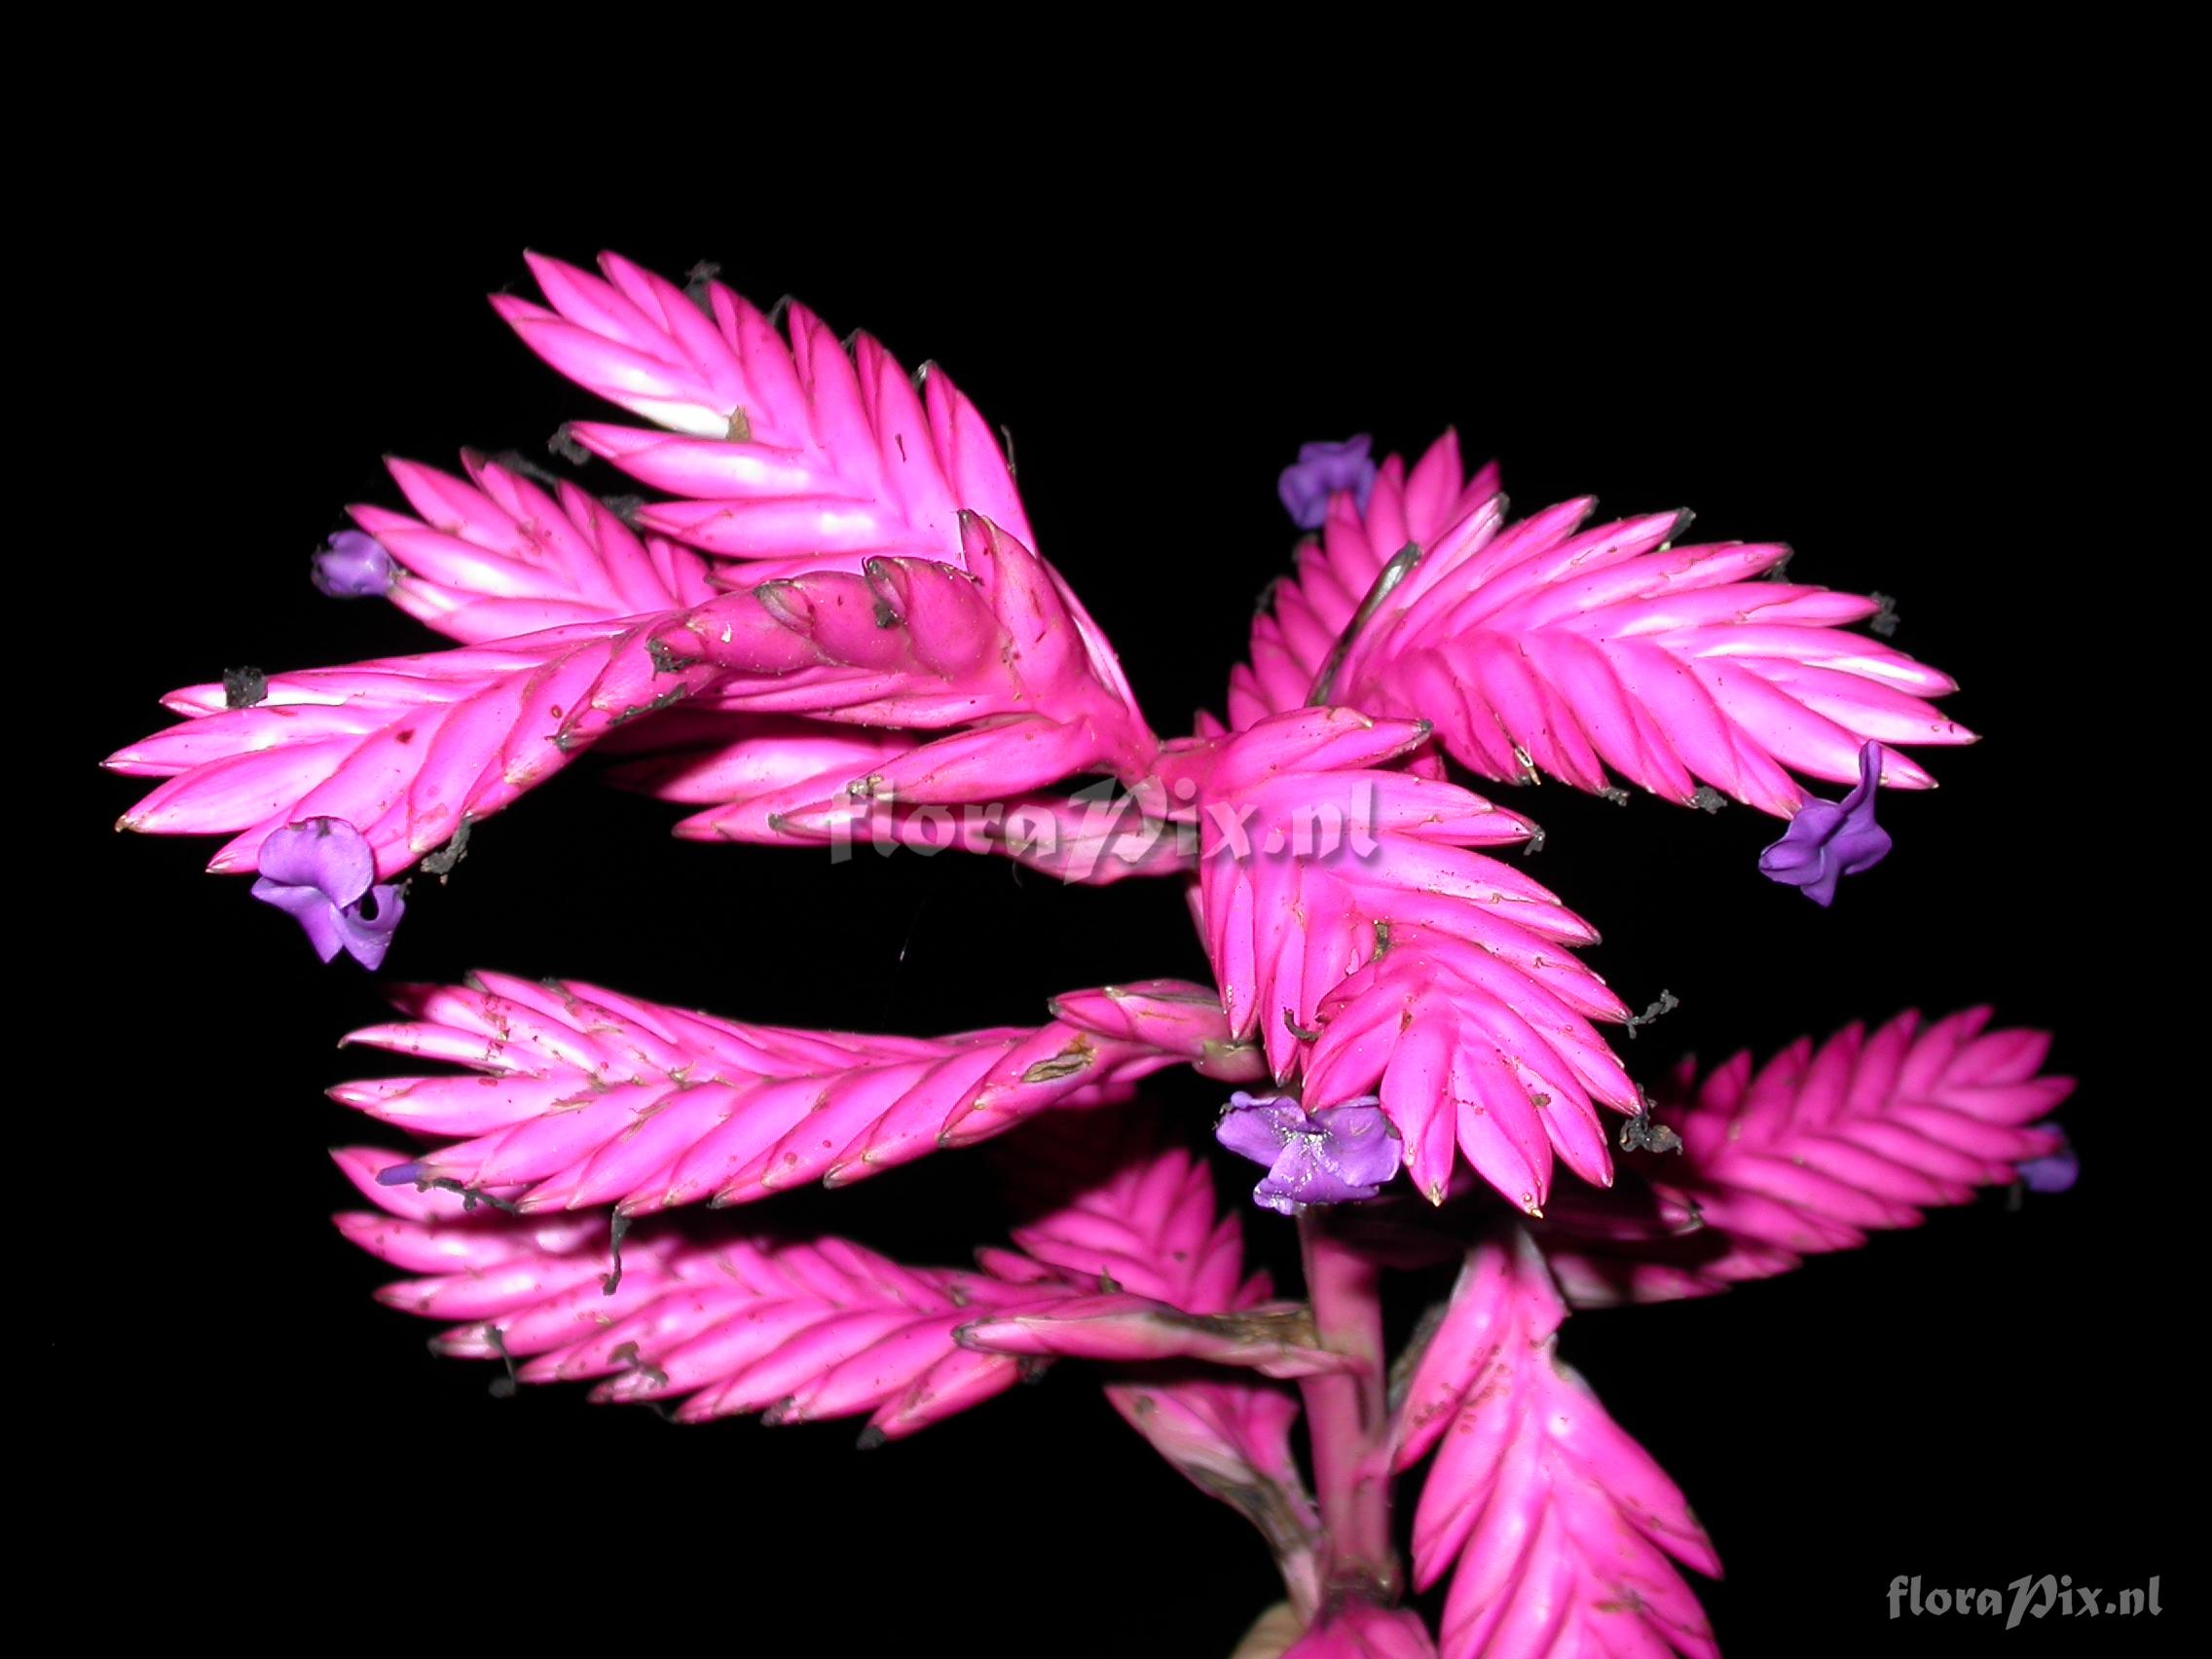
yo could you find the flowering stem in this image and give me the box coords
[1297,1206,1399,1606]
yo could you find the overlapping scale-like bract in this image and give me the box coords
[333,1120,1345,1439]
[333,1146,1051,1437]
[998,1141,1248,1307]
[110,510,1155,883]
[1193,708,1636,1211]
[1233,435,1969,816]
[498,251,1034,562]
[112,258,1164,895]
[110,449,747,879]
[108,617,729,878]
[351,451,718,643]
[1537,1009,2072,1306]
[1392,1232,1720,1659]
[331,972,1219,1214]
[496,251,1147,736]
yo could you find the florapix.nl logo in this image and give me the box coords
[823,775,1398,881]
[1889,1575,2161,1628]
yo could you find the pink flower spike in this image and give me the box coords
[1392,1231,1720,1658]
[103,250,2075,1645]
[498,254,1151,742]
[332,1117,1308,1444]
[110,531,1160,888]
[350,452,716,642]
[333,1178,1051,1440]
[1237,437,1972,814]
[326,972,1209,1215]
[109,616,731,879]
[1533,1009,2075,1306]
[500,253,1035,557]
[1191,707,1633,1208]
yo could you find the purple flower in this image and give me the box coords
[1277,436,1380,531]
[2016,1123,2079,1194]
[1216,1090,1402,1214]
[312,531,396,598]
[250,818,405,968]
[1758,741,1893,905]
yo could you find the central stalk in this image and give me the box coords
[1297,1205,1399,1604]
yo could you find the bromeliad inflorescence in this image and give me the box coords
[106,252,2068,1659]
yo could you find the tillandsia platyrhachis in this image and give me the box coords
[106,252,2075,1658]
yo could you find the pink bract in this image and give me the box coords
[106,251,2069,1657]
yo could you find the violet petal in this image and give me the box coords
[1309,1101,1402,1191]
[256,818,376,907]
[1256,1138,1388,1210]
[2017,1124,2079,1194]
[1277,436,1379,531]
[1758,742,1893,905]
[335,883,406,971]
[250,875,348,963]
[251,819,399,967]
[1221,1091,1399,1211]
[312,531,397,598]
[1216,1092,1311,1166]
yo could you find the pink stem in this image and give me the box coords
[1297,1207,1399,1604]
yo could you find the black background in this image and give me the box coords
[62,158,2177,1655]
